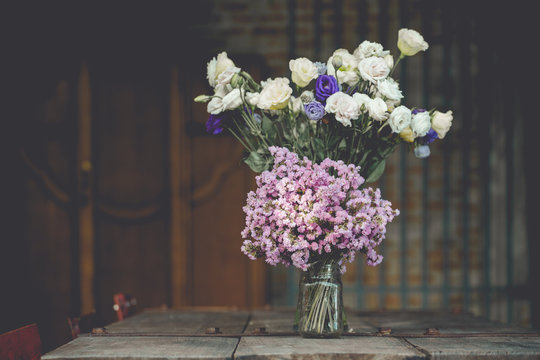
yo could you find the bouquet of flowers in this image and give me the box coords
[195,28,453,337]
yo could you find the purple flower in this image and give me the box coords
[304,101,325,121]
[414,144,431,159]
[315,75,339,102]
[206,114,224,135]
[418,128,438,145]
[412,108,427,115]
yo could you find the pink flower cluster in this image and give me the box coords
[241,146,399,272]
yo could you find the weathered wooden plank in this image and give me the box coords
[105,309,249,334]
[406,337,540,359]
[359,311,536,334]
[234,336,426,359]
[42,336,238,360]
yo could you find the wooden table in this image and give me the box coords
[43,308,540,359]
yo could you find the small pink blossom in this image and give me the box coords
[241,147,399,272]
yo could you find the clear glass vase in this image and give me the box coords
[295,259,344,338]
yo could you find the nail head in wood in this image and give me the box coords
[424,327,440,335]
[205,327,222,334]
[252,327,268,335]
[91,327,107,335]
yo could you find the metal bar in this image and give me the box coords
[287,0,297,306]
[333,0,343,48]
[377,0,389,310]
[313,0,322,61]
[457,9,472,312]
[421,0,431,310]
[398,0,408,310]
[355,0,368,310]
[440,0,452,311]
[505,70,515,324]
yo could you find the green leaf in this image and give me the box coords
[365,159,386,183]
[244,151,270,173]
[312,138,325,161]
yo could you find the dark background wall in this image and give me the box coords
[1,0,539,353]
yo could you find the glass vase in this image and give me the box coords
[295,259,344,338]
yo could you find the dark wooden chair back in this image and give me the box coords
[0,323,41,360]
[113,293,137,321]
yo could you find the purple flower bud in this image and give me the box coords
[304,101,325,121]
[206,114,224,135]
[315,75,339,103]
[414,144,431,159]
[412,108,427,115]
[418,128,438,145]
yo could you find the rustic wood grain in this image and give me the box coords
[77,63,95,315]
[406,337,540,359]
[42,336,239,360]
[234,336,426,359]
[358,311,537,334]
[169,64,193,307]
[105,309,249,334]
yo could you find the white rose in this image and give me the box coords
[352,93,371,113]
[397,28,429,56]
[207,96,224,115]
[289,57,318,88]
[257,77,293,110]
[410,110,431,137]
[325,92,360,127]
[326,49,359,86]
[366,97,388,121]
[245,92,260,106]
[222,88,243,111]
[388,105,411,133]
[431,110,453,139]
[207,52,236,87]
[377,78,403,101]
[353,40,389,60]
[215,66,241,92]
[358,57,390,83]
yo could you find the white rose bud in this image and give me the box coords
[327,49,359,86]
[194,95,212,103]
[388,105,411,133]
[397,28,429,56]
[289,57,319,88]
[410,110,431,137]
[289,96,304,114]
[300,90,315,104]
[366,97,388,121]
[222,88,243,111]
[358,57,390,83]
[431,110,453,139]
[207,96,225,115]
